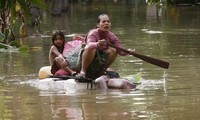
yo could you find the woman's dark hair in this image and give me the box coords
[51,31,65,53]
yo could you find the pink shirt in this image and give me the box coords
[86,28,126,56]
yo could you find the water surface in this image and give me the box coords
[0,2,200,120]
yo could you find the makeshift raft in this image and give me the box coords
[37,66,141,91]
[38,66,95,90]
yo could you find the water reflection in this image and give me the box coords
[37,89,153,120]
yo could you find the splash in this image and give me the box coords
[21,78,78,94]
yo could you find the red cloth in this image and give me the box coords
[55,69,70,76]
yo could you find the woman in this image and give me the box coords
[49,31,77,76]
[77,14,132,79]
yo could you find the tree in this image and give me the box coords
[0,0,45,46]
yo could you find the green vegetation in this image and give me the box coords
[0,0,45,48]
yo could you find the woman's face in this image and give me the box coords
[53,35,64,47]
[98,15,111,32]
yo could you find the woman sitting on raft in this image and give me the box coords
[77,14,134,79]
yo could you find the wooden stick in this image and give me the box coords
[108,43,169,69]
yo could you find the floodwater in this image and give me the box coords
[0,1,200,120]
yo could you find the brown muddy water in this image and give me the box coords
[0,1,200,120]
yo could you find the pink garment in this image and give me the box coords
[62,39,84,69]
[53,39,84,76]
[63,40,83,55]
[55,69,70,76]
[86,28,126,56]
